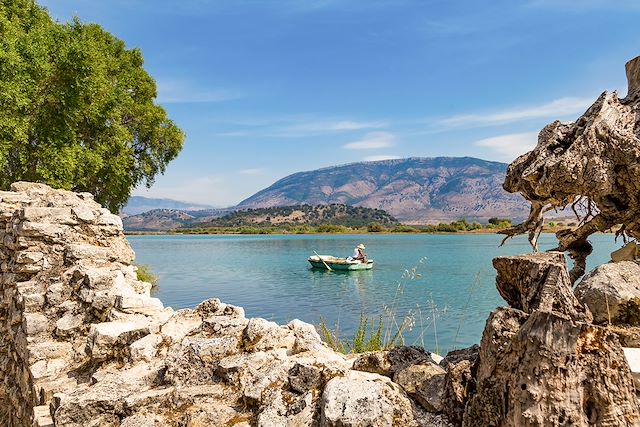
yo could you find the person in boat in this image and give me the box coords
[348,243,367,263]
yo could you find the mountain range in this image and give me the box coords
[122,157,530,230]
[121,196,214,216]
[237,157,528,224]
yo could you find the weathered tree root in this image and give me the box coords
[498,56,640,282]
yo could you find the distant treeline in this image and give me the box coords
[172,218,514,235]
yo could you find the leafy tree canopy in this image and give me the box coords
[0,0,184,211]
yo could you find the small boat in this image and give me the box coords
[308,255,374,271]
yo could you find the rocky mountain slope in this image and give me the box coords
[238,157,529,223]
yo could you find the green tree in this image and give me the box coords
[367,221,384,232]
[0,0,184,211]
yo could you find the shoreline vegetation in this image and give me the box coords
[125,218,583,235]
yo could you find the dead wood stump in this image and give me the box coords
[461,254,640,427]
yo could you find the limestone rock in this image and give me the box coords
[217,351,273,386]
[243,317,295,352]
[28,341,73,364]
[288,362,323,393]
[493,252,592,321]
[164,336,240,386]
[114,294,164,315]
[64,244,109,261]
[129,333,162,362]
[320,370,418,427]
[288,318,326,353]
[119,414,166,427]
[55,313,84,337]
[160,311,202,343]
[71,205,95,223]
[33,405,54,427]
[196,297,245,318]
[575,261,640,324]
[394,362,446,413]
[611,241,639,262]
[352,346,434,377]
[23,313,51,336]
[439,345,479,371]
[239,351,291,405]
[257,390,315,427]
[88,321,150,361]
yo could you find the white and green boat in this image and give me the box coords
[308,255,374,271]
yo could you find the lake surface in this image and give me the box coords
[127,233,621,353]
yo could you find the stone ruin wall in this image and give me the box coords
[0,189,36,427]
[0,182,149,426]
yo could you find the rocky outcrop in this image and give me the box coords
[0,182,454,426]
[575,261,640,325]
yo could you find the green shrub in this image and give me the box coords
[135,264,158,288]
[319,314,386,354]
[487,217,512,228]
[367,222,385,232]
[392,225,418,233]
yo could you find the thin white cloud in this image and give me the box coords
[279,120,387,136]
[156,79,242,104]
[238,168,265,175]
[212,117,387,138]
[343,132,397,150]
[475,132,538,162]
[436,97,592,129]
[364,155,401,162]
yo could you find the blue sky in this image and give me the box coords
[40,0,640,207]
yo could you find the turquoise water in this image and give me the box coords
[127,233,620,353]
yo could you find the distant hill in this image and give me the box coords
[196,204,398,229]
[123,204,396,231]
[121,196,215,216]
[238,157,529,223]
[122,207,234,231]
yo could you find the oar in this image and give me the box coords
[313,250,333,272]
